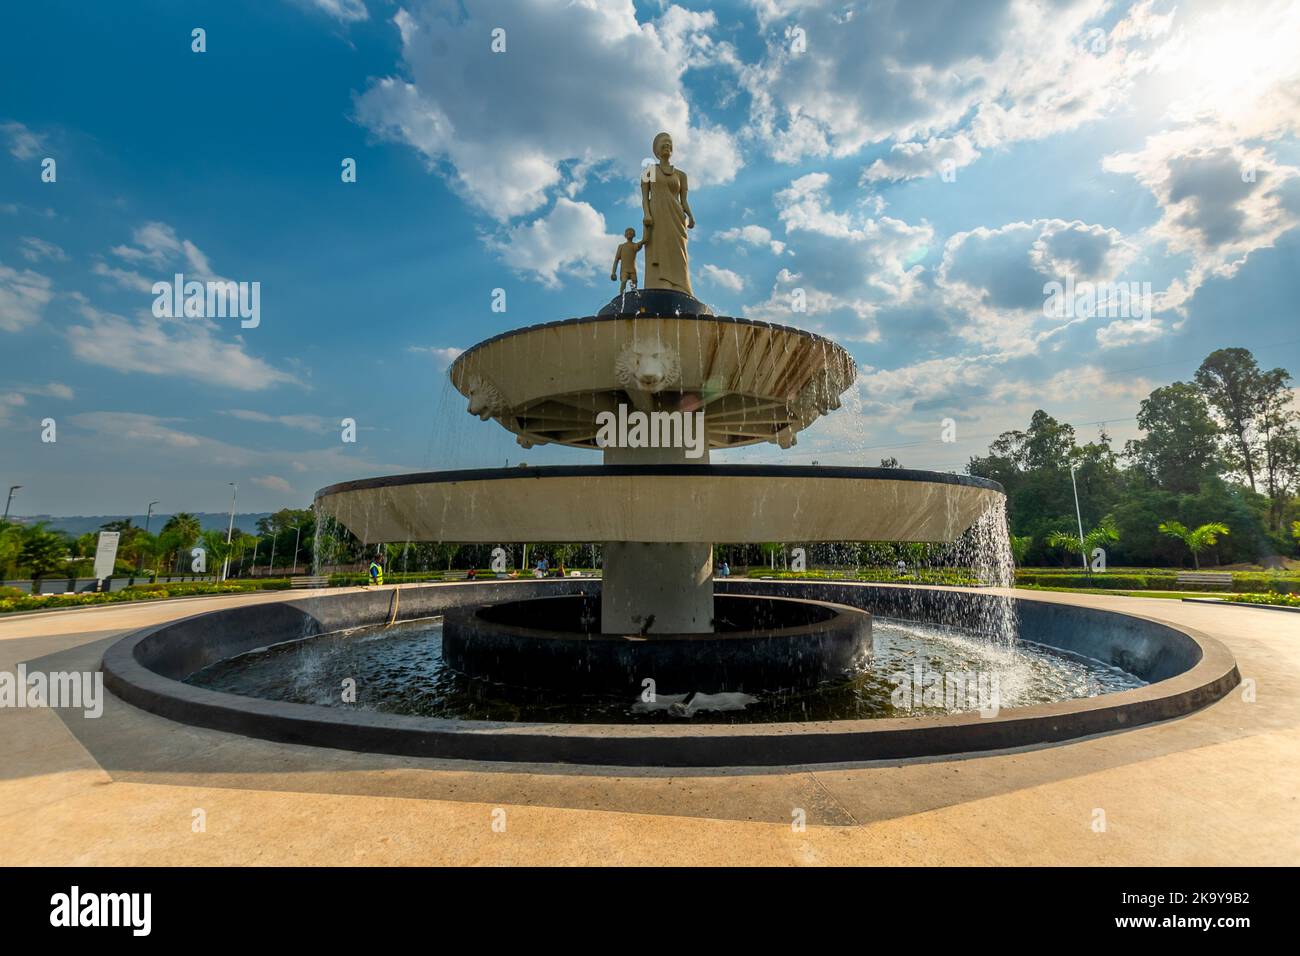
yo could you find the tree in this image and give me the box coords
[1009,535,1032,566]
[1045,516,1119,569]
[1124,383,1221,493]
[19,524,71,579]
[1195,348,1265,491]
[879,457,901,469]
[1257,366,1300,531]
[0,521,26,578]
[1158,521,1230,570]
[198,529,234,575]
[160,513,201,573]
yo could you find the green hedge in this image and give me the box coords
[1014,569,1300,594]
[0,579,291,615]
[1227,591,1300,608]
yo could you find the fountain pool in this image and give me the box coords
[184,615,1146,725]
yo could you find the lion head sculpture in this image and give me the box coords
[464,374,506,421]
[615,339,682,394]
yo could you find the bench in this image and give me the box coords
[289,575,330,589]
[1175,571,1233,590]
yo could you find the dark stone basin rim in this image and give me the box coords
[315,464,1005,500]
[100,581,1240,768]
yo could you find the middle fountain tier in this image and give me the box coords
[315,289,1005,694]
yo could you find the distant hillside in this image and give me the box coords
[11,513,276,536]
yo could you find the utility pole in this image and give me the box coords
[2,485,20,523]
[222,482,237,581]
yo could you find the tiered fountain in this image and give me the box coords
[315,131,1004,695]
[102,134,1239,765]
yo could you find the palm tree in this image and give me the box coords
[0,520,25,577]
[199,529,233,576]
[161,513,201,572]
[1158,520,1230,570]
[19,523,71,580]
[1045,516,1119,569]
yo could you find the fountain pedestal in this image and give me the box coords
[600,442,712,634]
[601,541,713,633]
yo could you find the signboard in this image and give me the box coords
[93,531,120,581]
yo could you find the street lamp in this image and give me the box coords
[291,522,305,575]
[221,482,237,581]
[2,485,20,523]
[138,500,160,574]
[1069,465,1088,573]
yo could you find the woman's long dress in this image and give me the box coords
[644,165,692,296]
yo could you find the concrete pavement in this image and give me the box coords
[1,587,1296,865]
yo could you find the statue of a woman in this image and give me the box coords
[641,131,695,296]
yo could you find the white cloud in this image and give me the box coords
[487,198,618,288]
[1096,317,1165,349]
[19,237,66,263]
[741,173,933,335]
[251,474,294,493]
[354,0,741,221]
[699,264,745,291]
[937,218,1141,348]
[407,345,464,368]
[224,410,332,433]
[65,301,295,391]
[0,392,27,428]
[292,0,368,24]
[714,224,785,254]
[0,261,54,332]
[69,412,203,448]
[0,382,73,428]
[1,121,42,160]
[741,0,1165,165]
[91,260,154,293]
[861,134,981,183]
[111,221,222,280]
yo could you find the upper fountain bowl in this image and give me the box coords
[449,311,856,451]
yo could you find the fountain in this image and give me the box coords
[100,132,1240,766]
[314,131,1005,695]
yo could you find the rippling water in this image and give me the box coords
[185,617,1145,724]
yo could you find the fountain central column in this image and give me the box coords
[600,442,713,634]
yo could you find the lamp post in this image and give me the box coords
[1070,465,1088,574]
[291,523,304,575]
[222,482,237,581]
[2,485,20,523]
[138,500,160,574]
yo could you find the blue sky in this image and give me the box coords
[2,0,1299,516]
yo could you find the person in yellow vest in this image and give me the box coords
[368,557,384,586]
